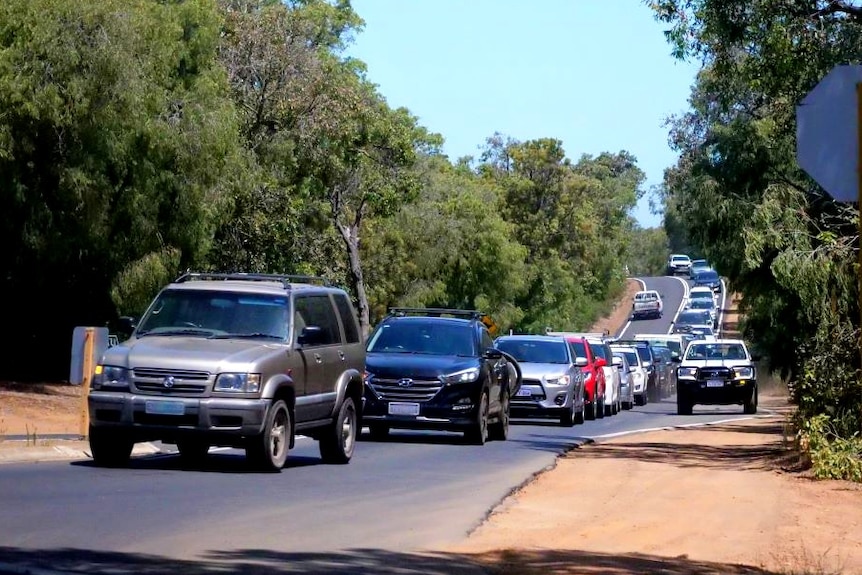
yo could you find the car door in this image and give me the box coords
[292,293,343,422]
[481,327,505,413]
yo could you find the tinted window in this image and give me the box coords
[481,329,494,351]
[367,319,474,356]
[568,340,587,359]
[333,293,360,344]
[677,310,713,325]
[294,295,340,346]
[686,343,747,360]
[497,339,569,364]
[590,342,609,361]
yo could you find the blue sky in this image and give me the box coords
[345,0,701,229]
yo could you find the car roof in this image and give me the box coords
[497,334,568,343]
[689,286,713,294]
[670,254,690,259]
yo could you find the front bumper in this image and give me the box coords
[88,391,268,444]
[678,379,755,405]
[511,381,574,416]
[362,385,480,432]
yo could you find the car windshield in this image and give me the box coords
[688,299,715,310]
[697,270,719,281]
[686,343,747,360]
[639,338,682,357]
[691,259,708,268]
[677,310,713,325]
[672,256,689,263]
[366,320,475,356]
[634,292,657,301]
[617,350,639,367]
[135,289,289,339]
[497,339,570,364]
[689,290,713,301]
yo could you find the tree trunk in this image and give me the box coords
[336,220,370,337]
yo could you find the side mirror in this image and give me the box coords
[297,325,324,346]
[595,357,607,368]
[672,356,683,363]
[484,348,503,360]
[575,356,588,368]
[118,316,138,333]
[629,366,638,373]
[612,356,623,367]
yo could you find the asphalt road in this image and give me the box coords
[0,276,746,575]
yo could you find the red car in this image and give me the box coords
[563,336,607,420]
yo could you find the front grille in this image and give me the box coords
[132,367,210,395]
[369,377,443,401]
[698,367,732,380]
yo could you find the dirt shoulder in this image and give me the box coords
[446,395,862,574]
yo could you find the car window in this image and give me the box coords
[686,343,746,360]
[568,340,587,359]
[677,310,713,324]
[481,329,494,352]
[333,293,360,344]
[590,342,609,362]
[367,320,474,355]
[294,295,340,346]
[496,339,569,364]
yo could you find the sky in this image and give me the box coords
[345,0,701,229]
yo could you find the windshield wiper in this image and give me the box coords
[209,333,283,340]
[137,328,213,337]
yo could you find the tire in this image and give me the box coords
[465,390,489,445]
[743,386,758,414]
[89,426,133,468]
[597,395,605,419]
[574,398,586,425]
[677,393,693,415]
[177,438,209,465]
[586,396,597,420]
[247,399,290,472]
[368,423,390,441]
[319,396,358,464]
[560,398,575,427]
[490,391,510,440]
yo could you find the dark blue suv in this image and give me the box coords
[362,308,521,444]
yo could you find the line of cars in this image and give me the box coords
[88,272,756,472]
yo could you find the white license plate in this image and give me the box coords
[517,388,533,397]
[145,400,185,415]
[706,379,725,388]
[388,402,420,416]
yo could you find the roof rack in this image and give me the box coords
[174,272,331,288]
[389,307,484,319]
[388,307,499,335]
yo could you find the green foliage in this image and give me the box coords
[626,226,669,276]
[800,414,862,482]
[647,0,862,448]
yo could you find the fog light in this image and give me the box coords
[554,393,566,406]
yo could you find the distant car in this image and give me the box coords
[611,351,635,410]
[631,290,663,320]
[674,309,714,335]
[685,296,718,328]
[610,344,646,409]
[633,333,687,361]
[549,333,608,420]
[612,339,659,404]
[692,268,722,293]
[688,259,710,279]
[675,339,758,415]
[688,285,716,304]
[495,335,587,426]
[666,254,692,275]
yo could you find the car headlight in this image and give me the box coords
[677,367,698,379]
[631,371,644,382]
[545,374,571,386]
[440,367,480,385]
[93,365,130,390]
[214,373,261,393]
[733,366,754,379]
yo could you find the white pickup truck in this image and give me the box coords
[631,290,663,320]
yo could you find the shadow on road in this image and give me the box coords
[572,422,790,472]
[0,546,789,575]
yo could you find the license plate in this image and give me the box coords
[145,400,185,415]
[517,388,533,397]
[706,379,725,388]
[388,402,420,416]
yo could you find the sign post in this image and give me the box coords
[796,65,862,410]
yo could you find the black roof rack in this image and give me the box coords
[387,308,499,335]
[174,272,331,288]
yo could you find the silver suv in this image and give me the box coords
[88,273,365,471]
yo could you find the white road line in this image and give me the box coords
[589,409,777,440]
[667,275,691,335]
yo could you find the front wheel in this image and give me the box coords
[319,396,358,464]
[89,426,133,468]
[677,393,693,415]
[489,391,510,440]
[465,390,489,445]
[247,399,290,472]
[743,386,758,414]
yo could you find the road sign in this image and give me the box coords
[796,64,862,202]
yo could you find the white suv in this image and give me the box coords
[666,254,692,275]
